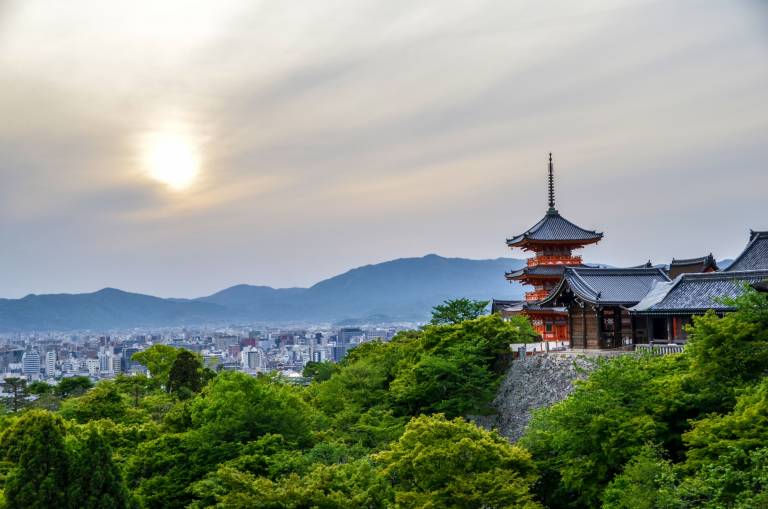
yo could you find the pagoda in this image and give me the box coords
[504,154,603,341]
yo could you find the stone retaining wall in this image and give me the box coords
[473,353,598,442]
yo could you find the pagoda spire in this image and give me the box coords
[547,152,556,213]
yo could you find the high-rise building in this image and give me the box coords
[22,351,41,377]
[338,328,363,345]
[45,351,56,377]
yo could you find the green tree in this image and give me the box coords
[55,376,94,398]
[68,423,131,509]
[27,380,52,396]
[0,410,69,509]
[113,374,156,407]
[375,414,541,508]
[60,383,128,424]
[302,361,339,382]
[190,371,314,445]
[390,314,535,417]
[601,444,680,509]
[430,298,489,325]
[685,288,768,406]
[2,378,27,413]
[132,345,180,388]
[520,353,692,508]
[167,350,203,397]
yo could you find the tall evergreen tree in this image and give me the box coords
[167,350,203,396]
[2,377,27,412]
[1,410,69,509]
[68,424,130,509]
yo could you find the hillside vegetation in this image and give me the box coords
[0,290,766,508]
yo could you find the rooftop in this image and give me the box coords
[631,269,768,314]
[505,264,571,280]
[541,267,670,306]
[507,211,604,247]
[726,230,768,272]
[506,154,603,249]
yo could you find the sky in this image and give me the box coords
[0,0,767,298]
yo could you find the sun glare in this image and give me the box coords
[143,131,200,191]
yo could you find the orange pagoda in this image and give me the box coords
[500,154,603,341]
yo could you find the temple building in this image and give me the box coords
[667,254,718,279]
[630,269,768,342]
[491,154,768,349]
[494,154,602,341]
[538,267,670,348]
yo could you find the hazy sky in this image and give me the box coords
[1,0,766,298]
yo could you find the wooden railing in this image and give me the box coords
[635,344,685,355]
[525,290,551,301]
[528,255,582,267]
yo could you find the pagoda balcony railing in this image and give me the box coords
[528,255,582,267]
[525,290,552,301]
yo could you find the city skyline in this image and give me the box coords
[1,0,767,298]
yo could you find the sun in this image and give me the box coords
[142,131,200,191]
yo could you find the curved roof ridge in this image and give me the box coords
[670,253,716,265]
[725,230,768,272]
[507,209,603,247]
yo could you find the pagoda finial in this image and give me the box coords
[547,152,556,212]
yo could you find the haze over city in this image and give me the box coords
[1,0,766,298]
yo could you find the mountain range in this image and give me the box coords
[0,255,526,331]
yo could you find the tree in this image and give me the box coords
[132,345,180,388]
[375,414,542,508]
[685,288,768,406]
[2,378,27,412]
[27,380,53,396]
[430,298,489,325]
[601,445,680,509]
[0,410,70,509]
[167,350,203,397]
[390,314,536,417]
[190,371,313,446]
[68,423,131,509]
[55,376,93,398]
[519,353,692,508]
[60,383,128,424]
[302,361,339,382]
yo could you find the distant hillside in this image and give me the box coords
[0,288,230,331]
[200,255,525,323]
[0,255,525,331]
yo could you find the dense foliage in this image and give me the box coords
[521,288,768,508]
[0,290,765,508]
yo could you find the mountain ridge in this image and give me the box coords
[0,255,526,331]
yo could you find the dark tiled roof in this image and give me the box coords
[668,253,719,279]
[631,270,768,314]
[506,264,569,279]
[726,231,768,271]
[542,267,670,306]
[507,210,602,247]
[670,254,717,266]
[491,299,525,313]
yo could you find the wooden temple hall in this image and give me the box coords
[492,154,768,349]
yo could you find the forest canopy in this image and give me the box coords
[0,290,765,508]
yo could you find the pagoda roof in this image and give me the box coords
[507,210,603,248]
[725,230,768,272]
[631,269,768,315]
[505,264,571,280]
[540,267,670,306]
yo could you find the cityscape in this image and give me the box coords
[0,323,409,387]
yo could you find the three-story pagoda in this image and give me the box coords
[505,154,603,341]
